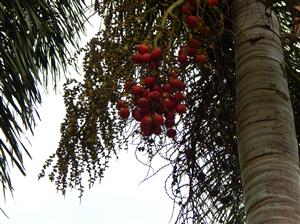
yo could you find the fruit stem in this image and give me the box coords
[154,0,185,47]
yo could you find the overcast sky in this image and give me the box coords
[0,14,177,224]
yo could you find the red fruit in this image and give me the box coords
[141,53,152,63]
[151,47,162,61]
[148,61,160,70]
[207,0,218,6]
[153,114,164,125]
[137,44,149,54]
[132,109,143,121]
[178,53,188,64]
[196,54,207,64]
[116,99,126,110]
[131,85,144,95]
[181,4,192,15]
[163,98,176,110]
[131,53,144,63]
[176,104,187,114]
[147,91,161,103]
[136,97,149,108]
[165,119,175,128]
[151,84,161,92]
[164,111,175,120]
[168,72,178,78]
[153,125,162,135]
[166,128,176,138]
[141,106,151,115]
[141,115,152,125]
[143,76,156,87]
[173,92,185,102]
[119,107,130,119]
[186,16,200,28]
[162,83,172,92]
[141,123,152,136]
[170,78,184,89]
[188,38,201,49]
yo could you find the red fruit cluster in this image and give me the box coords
[118,46,187,138]
[131,44,163,69]
[178,38,207,65]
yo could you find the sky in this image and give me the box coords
[0,13,177,224]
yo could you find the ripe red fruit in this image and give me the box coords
[131,53,144,63]
[141,123,152,136]
[151,47,162,61]
[162,83,172,92]
[141,115,152,125]
[137,44,149,54]
[188,38,201,49]
[166,128,176,138]
[116,99,126,110]
[165,119,175,128]
[186,16,200,28]
[178,53,188,64]
[196,54,207,64]
[181,4,192,15]
[176,104,187,114]
[170,78,184,89]
[147,91,161,103]
[136,97,149,108]
[207,0,218,6]
[151,84,161,92]
[174,92,185,102]
[132,109,143,121]
[163,98,176,110]
[153,125,162,135]
[143,76,156,87]
[131,85,144,95]
[141,53,152,63]
[164,111,175,120]
[153,114,164,125]
[119,107,130,119]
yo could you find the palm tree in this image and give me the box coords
[39,0,300,223]
[0,0,87,195]
[234,0,300,222]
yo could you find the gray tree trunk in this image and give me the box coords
[234,0,300,223]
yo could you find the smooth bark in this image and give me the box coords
[234,0,300,223]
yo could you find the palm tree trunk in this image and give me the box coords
[234,0,300,223]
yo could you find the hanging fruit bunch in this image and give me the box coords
[116,0,223,139]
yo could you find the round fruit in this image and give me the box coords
[151,84,161,92]
[143,76,156,87]
[170,78,184,89]
[119,107,130,119]
[165,111,175,120]
[176,104,187,114]
[131,85,144,95]
[165,119,175,128]
[147,91,161,103]
[116,99,126,110]
[132,109,143,121]
[153,114,164,125]
[153,125,162,135]
[151,47,162,61]
[141,115,152,125]
[181,4,192,15]
[173,92,185,102]
[163,98,176,110]
[162,83,172,92]
[141,53,152,63]
[188,38,201,49]
[137,43,149,54]
[136,97,149,108]
[196,54,207,65]
[207,0,218,6]
[166,128,176,138]
[186,16,200,28]
[131,53,144,63]
[178,53,188,64]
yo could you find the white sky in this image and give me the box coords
[0,13,177,224]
